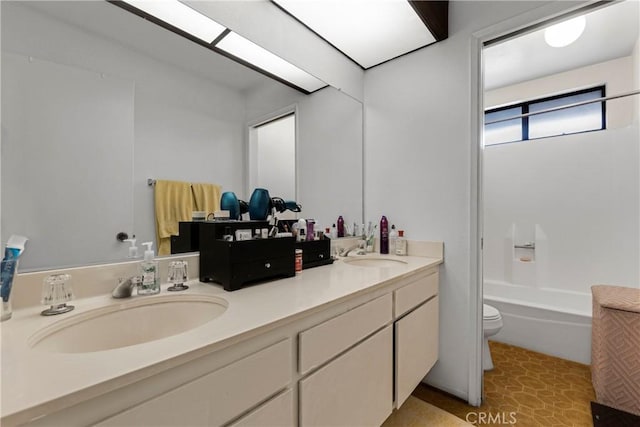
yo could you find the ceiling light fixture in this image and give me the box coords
[273,0,442,69]
[216,32,326,93]
[121,0,225,43]
[544,16,586,48]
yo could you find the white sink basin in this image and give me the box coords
[343,257,408,268]
[29,294,228,353]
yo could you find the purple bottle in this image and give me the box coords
[337,216,345,238]
[380,216,389,254]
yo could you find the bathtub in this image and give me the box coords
[484,279,592,364]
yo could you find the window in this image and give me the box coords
[484,86,605,146]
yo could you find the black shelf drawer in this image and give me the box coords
[296,239,333,269]
[200,237,295,291]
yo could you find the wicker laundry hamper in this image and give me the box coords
[591,285,640,416]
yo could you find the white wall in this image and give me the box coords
[1,2,246,268]
[363,0,581,401]
[486,56,637,129]
[483,125,640,294]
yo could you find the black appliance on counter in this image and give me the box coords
[199,221,294,291]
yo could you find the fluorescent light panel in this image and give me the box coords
[274,0,436,68]
[122,0,225,43]
[216,32,326,92]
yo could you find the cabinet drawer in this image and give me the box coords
[299,326,393,427]
[95,339,291,427]
[228,388,294,427]
[395,270,438,317]
[298,293,392,374]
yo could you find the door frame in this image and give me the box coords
[467,0,597,406]
[245,104,299,203]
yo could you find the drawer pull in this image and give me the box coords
[265,263,271,269]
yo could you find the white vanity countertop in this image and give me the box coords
[1,254,442,424]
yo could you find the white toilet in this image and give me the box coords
[483,304,503,371]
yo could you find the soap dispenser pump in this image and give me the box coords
[139,242,160,295]
[124,238,138,258]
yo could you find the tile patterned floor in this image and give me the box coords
[414,341,596,426]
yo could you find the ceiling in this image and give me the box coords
[484,0,639,90]
[18,0,447,94]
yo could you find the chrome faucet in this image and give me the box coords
[112,276,140,298]
[339,240,366,257]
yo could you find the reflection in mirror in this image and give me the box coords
[1,1,363,271]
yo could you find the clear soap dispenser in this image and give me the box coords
[124,238,138,258]
[139,242,160,295]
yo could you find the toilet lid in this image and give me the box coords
[483,304,501,320]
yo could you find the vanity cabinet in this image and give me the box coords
[8,262,441,427]
[299,326,394,426]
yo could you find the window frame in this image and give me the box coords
[484,85,606,145]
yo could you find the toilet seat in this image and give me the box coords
[483,304,501,320]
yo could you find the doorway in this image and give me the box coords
[477,0,639,405]
[248,111,297,219]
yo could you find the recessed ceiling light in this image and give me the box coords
[122,0,226,43]
[216,32,326,93]
[273,0,436,69]
[544,16,586,48]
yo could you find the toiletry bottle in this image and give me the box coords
[330,224,337,239]
[139,242,160,295]
[396,230,407,256]
[124,238,138,258]
[389,225,398,255]
[297,218,307,243]
[380,216,389,254]
[306,219,315,241]
[337,216,344,237]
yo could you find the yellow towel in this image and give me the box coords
[155,180,192,256]
[191,183,222,218]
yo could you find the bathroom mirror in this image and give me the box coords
[1,1,363,271]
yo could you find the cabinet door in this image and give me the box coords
[395,296,439,408]
[299,326,393,427]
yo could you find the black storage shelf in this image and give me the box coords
[295,239,333,269]
[200,236,295,292]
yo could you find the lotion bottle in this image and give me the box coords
[380,216,389,254]
[330,224,337,239]
[139,242,160,295]
[396,230,408,256]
